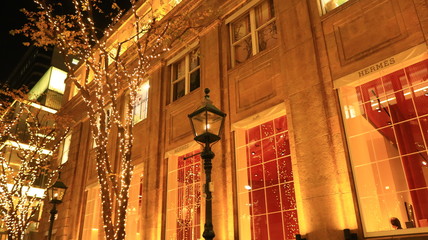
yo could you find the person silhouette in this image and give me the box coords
[390,217,403,229]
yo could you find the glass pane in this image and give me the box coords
[262,137,276,162]
[268,213,284,239]
[252,215,268,240]
[189,49,200,71]
[394,119,425,155]
[381,70,409,95]
[405,59,428,87]
[412,81,428,116]
[387,90,416,124]
[173,80,185,101]
[172,58,185,80]
[321,0,350,13]
[255,0,275,28]
[233,36,253,65]
[232,14,251,43]
[261,120,274,138]
[189,69,200,92]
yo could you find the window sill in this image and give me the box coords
[228,45,279,73]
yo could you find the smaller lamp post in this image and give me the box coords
[47,177,68,240]
[188,88,226,240]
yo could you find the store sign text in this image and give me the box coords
[358,58,396,78]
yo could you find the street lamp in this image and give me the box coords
[47,176,68,240]
[188,88,226,240]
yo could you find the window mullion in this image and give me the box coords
[185,55,190,95]
[170,65,175,103]
[249,9,258,55]
[229,25,236,67]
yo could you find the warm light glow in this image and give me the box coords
[3,140,53,155]
[244,185,251,190]
[48,67,67,93]
[1,184,45,198]
[143,82,150,90]
[35,133,55,140]
[25,101,57,114]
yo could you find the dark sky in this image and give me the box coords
[0,1,34,84]
[0,1,131,85]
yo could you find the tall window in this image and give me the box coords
[229,0,277,67]
[165,150,202,240]
[235,115,299,240]
[82,187,102,239]
[339,59,428,237]
[125,167,144,240]
[171,48,200,102]
[133,82,150,124]
[60,133,72,165]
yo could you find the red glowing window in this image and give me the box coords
[340,58,428,237]
[236,115,299,240]
[165,150,202,240]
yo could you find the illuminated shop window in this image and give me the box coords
[125,167,144,240]
[133,82,150,124]
[339,59,428,237]
[82,187,102,239]
[235,115,299,240]
[170,48,200,102]
[229,0,277,67]
[165,150,202,240]
[320,0,349,14]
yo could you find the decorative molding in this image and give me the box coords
[333,0,407,65]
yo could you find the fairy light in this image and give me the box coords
[0,90,70,240]
[13,0,212,239]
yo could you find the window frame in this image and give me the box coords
[59,133,72,165]
[227,0,277,67]
[133,81,150,124]
[169,46,201,102]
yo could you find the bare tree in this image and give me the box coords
[0,88,70,240]
[12,0,215,239]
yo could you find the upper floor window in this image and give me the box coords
[60,133,72,165]
[133,82,150,124]
[170,48,200,102]
[229,0,277,67]
[321,0,350,14]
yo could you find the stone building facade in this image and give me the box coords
[38,0,428,239]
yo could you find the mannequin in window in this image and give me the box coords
[390,217,403,229]
[324,0,338,12]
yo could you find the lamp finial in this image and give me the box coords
[204,88,210,98]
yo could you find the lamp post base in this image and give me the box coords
[202,222,215,240]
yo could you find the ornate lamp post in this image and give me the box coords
[47,177,68,240]
[188,88,226,240]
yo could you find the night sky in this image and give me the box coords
[0,1,34,84]
[0,1,130,85]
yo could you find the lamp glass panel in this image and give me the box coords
[190,110,224,137]
[51,187,65,201]
[190,111,207,137]
[206,111,224,136]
